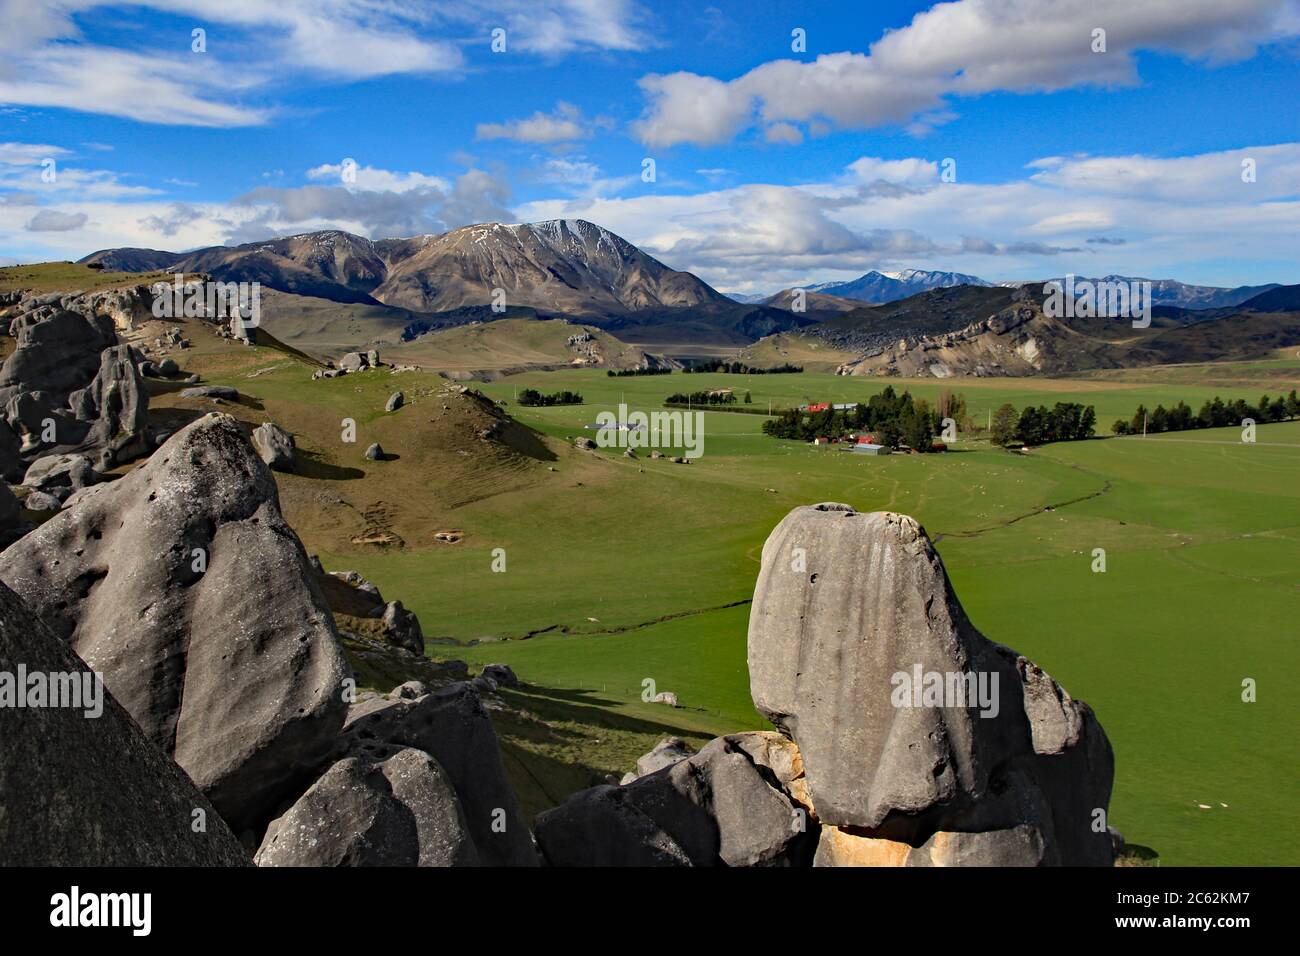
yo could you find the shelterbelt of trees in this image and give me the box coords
[762,386,965,450]
[1111,390,1300,435]
[517,388,584,407]
[685,360,803,374]
[988,402,1098,447]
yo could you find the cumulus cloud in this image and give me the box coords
[0,0,652,127]
[476,103,591,144]
[632,0,1300,147]
[26,209,88,231]
[514,144,1300,288]
[233,165,513,239]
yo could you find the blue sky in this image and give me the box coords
[2,0,1299,292]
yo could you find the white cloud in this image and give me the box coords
[477,103,590,144]
[0,0,652,127]
[515,145,1300,288]
[26,209,88,231]
[632,0,1300,147]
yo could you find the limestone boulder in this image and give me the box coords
[255,747,479,867]
[341,683,537,866]
[747,504,1114,864]
[0,414,352,833]
[251,421,295,472]
[536,733,813,867]
[0,580,249,865]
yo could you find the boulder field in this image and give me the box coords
[2,354,1114,865]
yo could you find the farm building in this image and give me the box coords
[851,443,890,456]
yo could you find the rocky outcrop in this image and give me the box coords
[0,414,351,833]
[0,580,249,865]
[21,453,99,500]
[380,600,424,655]
[0,304,149,469]
[533,503,1112,867]
[341,683,537,866]
[251,421,295,472]
[747,503,1114,865]
[535,733,815,867]
[255,747,479,867]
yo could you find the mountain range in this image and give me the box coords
[730,269,1280,310]
[79,220,808,346]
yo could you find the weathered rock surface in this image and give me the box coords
[251,421,295,472]
[380,600,424,655]
[180,384,239,400]
[0,306,148,469]
[21,453,99,496]
[0,580,249,865]
[746,503,1114,864]
[630,736,695,780]
[364,442,384,461]
[535,733,814,867]
[385,391,404,412]
[479,663,518,689]
[0,414,351,833]
[255,747,479,867]
[341,683,537,866]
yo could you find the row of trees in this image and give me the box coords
[685,360,803,374]
[665,390,738,406]
[1112,391,1300,435]
[517,388,584,406]
[762,386,962,450]
[988,402,1097,446]
[606,367,672,377]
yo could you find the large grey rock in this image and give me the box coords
[255,747,479,867]
[536,733,813,867]
[22,453,98,494]
[69,344,149,463]
[342,683,537,866]
[22,490,61,512]
[385,391,404,412]
[0,414,351,833]
[480,663,518,689]
[0,310,148,468]
[0,308,115,401]
[631,736,695,780]
[747,504,1114,864]
[0,580,249,865]
[251,421,295,472]
[364,442,384,461]
[380,600,424,655]
[180,385,239,400]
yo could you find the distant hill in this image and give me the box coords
[808,269,994,304]
[1030,275,1280,310]
[80,220,809,346]
[1238,283,1300,312]
[760,288,863,314]
[740,282,1300,378]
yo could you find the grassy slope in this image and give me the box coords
[0,262,172,294]
[87,326,1300,864]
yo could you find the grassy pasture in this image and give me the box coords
[146,339,1298,865]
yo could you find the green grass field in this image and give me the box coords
[171,346,1298,866]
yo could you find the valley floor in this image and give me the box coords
[142,333,1299,866]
